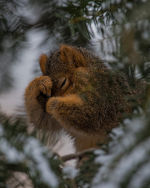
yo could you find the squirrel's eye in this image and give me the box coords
[58,77,69,90]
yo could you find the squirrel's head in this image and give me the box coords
[39,45,93,96]
[39,45,91,75]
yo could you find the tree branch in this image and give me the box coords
[61,148,95,162]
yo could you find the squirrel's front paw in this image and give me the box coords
[46,94,83,116]
[25,76,52,98]
[38,76,52,97]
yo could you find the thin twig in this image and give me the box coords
[61,148,95,162]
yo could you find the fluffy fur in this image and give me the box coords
[25,45,134,152]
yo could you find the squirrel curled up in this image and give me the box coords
[25,44,137,152]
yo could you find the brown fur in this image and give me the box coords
[25,45,134,152]
[39,54,48,75]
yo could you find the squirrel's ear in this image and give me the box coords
[39,54,48,74]
[60,45,86,67]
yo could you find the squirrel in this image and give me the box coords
[25,44,135,152]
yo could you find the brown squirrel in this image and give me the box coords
[25,44,134,152]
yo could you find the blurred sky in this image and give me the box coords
[0,30,44,114]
